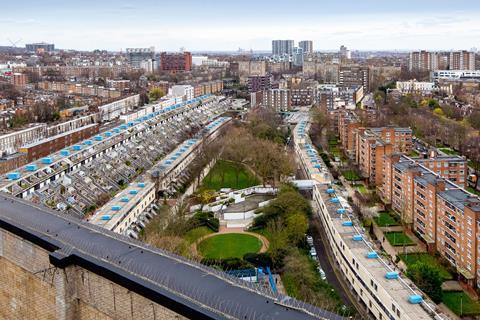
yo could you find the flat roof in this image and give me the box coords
[89,180,155,230]
[0,194,338,320]
[20,123,98,149]
[316,184,437,319]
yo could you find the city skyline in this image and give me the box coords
[3,0,480,52]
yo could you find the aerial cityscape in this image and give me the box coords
[2,1,480,319]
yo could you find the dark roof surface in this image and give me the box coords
[0,194,340,320]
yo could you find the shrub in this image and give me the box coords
[243,252,273,267]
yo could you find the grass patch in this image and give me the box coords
[442,291,480,316]
[342,169,361,181]
[374,211,400,227]
[355,184,368,194]
[467,187,480,197]
[398,253,453,280]
[409,150,419,157]
[439,147,459,155]
[385,231,415,246]
[198,233,262,259]
[329,146,341,158]
[184,226,213,244]
[281,248,354,316]
[202,160,259,191]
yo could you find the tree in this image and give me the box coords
[285,212,309,245]
[311,105,329,136]
[148,87,165,101]
[196,189,216,210]
[407,262,443,303]
[468,111,480,130]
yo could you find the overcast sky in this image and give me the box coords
[2,0,480,52]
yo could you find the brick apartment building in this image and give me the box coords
[380,152,468,206]
[262,89,291,111]
[19,123,99,162]
[339,65,370,91]
[338,110,360,157]
[380,157,480,287]
[354,127,412,186]
[160,52,192,72]
[247,75,272,93]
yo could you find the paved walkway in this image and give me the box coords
[191,228,270,257]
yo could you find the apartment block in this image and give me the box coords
[436,189,480,287]
[381,152,468,207]
[262,89,291,111]
[10,73,28,88]
[338,110,360,157]
[247,75,272,93]
[355,127,412,186]
[449,51,476,70]
[413,172,446,249]
[409,51,439,72]
[19,123,99,162]
[298,40,313,54]
[272,40,294,56]
[339,65,370,91]
[379,153,480,288]
[160,52,192,72]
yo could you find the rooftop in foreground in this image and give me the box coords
[0,194,340,320]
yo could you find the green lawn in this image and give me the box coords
[184,227,213,244]
[439,147,459,155]
[409,150,419,157]
[443,291,480,316]
[385,231,415,246]
[398,253,453,280]
[202,160,259,191]
[467,186,480,197]
[197,233,262,259]
[355,184,369,194]
[374,211,400,227]
[343,169,361,181]
[329,146,341,157]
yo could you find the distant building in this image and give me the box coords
[125,47,155,68]
[396,80,435,94]
[230,61,266,84]
[298,41,313,54]
[431,70,480,82]
[169,85,194,101]
[292,47,304,66]
[25,42,54,52]
[272,40,294,56]
[339,65,370,91]
[409,51,439,72]
[449,51,476,70]
[247,75,272,93]
[160,52,192,72]
[339,45,351,59]
[10,73,27,88]
[140,59,158,73]
[262,89,291,111]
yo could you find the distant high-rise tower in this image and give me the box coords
[293,47,304,66]
[449,51,475,70]
[408,51,439,72]
[272,40,294,56]
[299,40,313,54]
[126,47,155,68]
[339,45,351,59]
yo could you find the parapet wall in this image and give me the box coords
[0,229,184,320]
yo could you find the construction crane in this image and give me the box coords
[7,38,22,48]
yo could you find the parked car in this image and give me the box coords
[306,235,314,246]
[317,267,326,281]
